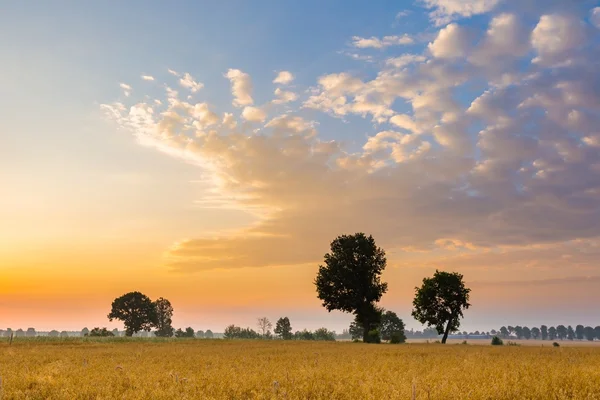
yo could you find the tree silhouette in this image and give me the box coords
[556,325,567,340]
[205,329,214,339]
[107,291,157,336]
[567,326,575,340]
[196,330,205,339]
[500,326,509,338]
[584,326,595,341]
[153,297,174,337]
[523,326,531,340]
[257,317,272,337]
[380,310,406,343]
[541,325,548,340]
[315,233,388,342]
[576,325,585,340]
[548,326,557,340]
[274,317,293,340]
[531,327,540,340]
[412,270,471,344]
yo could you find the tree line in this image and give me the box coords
[491,325,600,341]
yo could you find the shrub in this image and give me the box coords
[390,332,405,344]
[553,342,560,347]
[365,329,381,343]
[491,336,503,346]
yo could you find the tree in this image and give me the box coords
[174,328,185,338]
[274,317,293,340]
[15,329,25,337]
[508,326,515,337]
[196,330,205,339]
[89,327,114,337]
[205,330,214,339]
[412,270,471,344]
[60,331,68,338]
[294,330,315,340]
[315,233,388,342]
[380,310,406,343]
[584,326,595,341]
[153,297,174,338]
[185,327,195,337]
[49,330,60,337]
[523,327,531,340]
[514,326,523,339]
[531,327,540,340]
[313,328,336,341]
[107,291,157,336]
[500,326,509,338]
[548,326,557,340]
[81,327,89,337]
[112,328,120,337]
[541,325,548,340]
[576,325,585,340]
[557,325,567,340]
[594,326,600,341]
[257,317,272,337]
[567,326,575,340]
[349,319,363,341]
[26,328,36,337]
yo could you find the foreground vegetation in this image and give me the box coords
[3,339,600,399]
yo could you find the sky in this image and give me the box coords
[2,0,600,333]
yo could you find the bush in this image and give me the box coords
[390,331,406,344]
[553,342,560,347]
[491,336,503,346]
[461,340,468,345]
[366,329,381,343]
[507,341,520,346]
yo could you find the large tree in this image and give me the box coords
[411,270,471,344]
[541,325,548,340]
[556,325,567,340]
[107,291,157,336]
[315,233,388,342]
[153,297,174,337]
[584,326,595,341]
[380,310,406,343]
[548,326,557,340]
[531,327,540,340]
[567,326,575,340]
[576,325,585,340]
[274,317,293,340]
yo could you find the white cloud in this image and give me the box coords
[273,88,298,104]
[395,10,411,20]
[428,23,472,58]
[531,14,586,64]
[141,75,155,81]
[241,106,267,122]
[351,35,414,49]
[167,69,180,77]
[273,71,294,85]
[386,54,427,69]
[225,69,254,107]
[119,83,132,97]
[592,7,600,29]
[222,112,237,129]
[421,0,501,26]
[179,73,204,93]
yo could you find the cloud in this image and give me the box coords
[421,0,501,26]
[119,83,132,97]
[428,23,472,58]
[273,71,294,85]
[225,69,254,107]
[102,4,600,274]
[351,34,414,49]
[168,69,180,77]
[395,10,411,20]
[141,75,155,81]
[179,72,204,93]
[592,7,600,29]
[241,106,267,122]
[272,88,298,104]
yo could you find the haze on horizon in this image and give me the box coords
[2,0,600,333]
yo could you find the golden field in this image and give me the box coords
[2,338,600,399]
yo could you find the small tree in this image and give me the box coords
[548,326,557,340]
[314,327,336,341]
[257,317,272,338]
[541,325,548,340]
[185,327,195,338]
[349,319,364,341]
[584,326,595,341]
[107,291,157,336]
[274,317,293,340]
[112,328,120,337]
[153,297,174,338]
[315,233,388,342]
[556,325,567,340]
[514,326,523,339]
[49,330,60,337]
[594,326,600,341]
[81,327,89,337]
[567,326,575,340]
[499,326,509,338]
[523,327,531,340]
[205,329,214,339]
[576,325,585,340]
[196,330,205,339]
[412,270,471,344]
[174,328,185,338]
[26,328,36,337]
[60,331,69,338]
[89,327,115,337]
[380,310,406,343]
[531,327,540,340]
[491,336,503,346]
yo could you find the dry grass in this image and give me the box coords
[2,338,600,399]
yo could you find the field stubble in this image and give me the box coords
[2,338,600,399]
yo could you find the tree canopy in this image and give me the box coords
[154,297,174,338]
[107,291,157,336]
[411,270,471,344]
[315,233,388,342]
[274,317,293,340]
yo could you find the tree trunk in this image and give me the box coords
[441,320,452,344]
[363,325,369,343]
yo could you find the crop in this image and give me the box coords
[2,338,600,399]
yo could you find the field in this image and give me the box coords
[3,339,600,399]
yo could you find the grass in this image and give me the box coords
[2,338,600,399]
